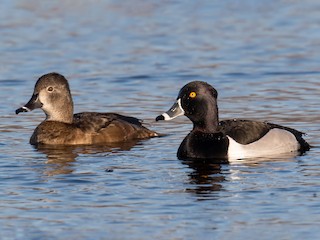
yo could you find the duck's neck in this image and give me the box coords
[45,98,74,124]
[193,103,219,133]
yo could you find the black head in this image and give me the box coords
[156,81,219,131]
[177,81,218,123]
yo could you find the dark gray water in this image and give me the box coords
[1,0,320,239]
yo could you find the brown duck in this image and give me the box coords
[16,73,158,145]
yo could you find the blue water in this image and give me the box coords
[1,0,320,239]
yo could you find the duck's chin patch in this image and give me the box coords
[227,128,299,161]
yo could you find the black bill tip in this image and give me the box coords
[15,107,28,115]
[155,115,165,121]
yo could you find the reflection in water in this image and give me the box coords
[181,152,301,199]
[38,145,77,176]
[181,159,227,199]
[229,151,302,166]
[34,140,141,176]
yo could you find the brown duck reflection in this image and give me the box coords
[34,140,141,176]
[182,159,228,198]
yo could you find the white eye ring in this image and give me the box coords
[47,86,54,92]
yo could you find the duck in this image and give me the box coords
[16,72,158,145]
[155,81,310,161]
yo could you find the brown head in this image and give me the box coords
[16,73,74,123]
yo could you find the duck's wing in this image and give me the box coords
[73,112,114,132]
[73,112,158,141]
[218,119,273,144]
[74,112,144,130]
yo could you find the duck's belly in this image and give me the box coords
[227,128,299,160]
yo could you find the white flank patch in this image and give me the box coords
[227,128,299,161]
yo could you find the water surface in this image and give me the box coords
[0,0,320,239]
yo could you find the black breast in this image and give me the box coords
[177,131,229,160]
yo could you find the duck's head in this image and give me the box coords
[16,72,74,123]
[156,81,219,130]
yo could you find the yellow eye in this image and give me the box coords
[189,92,197,98]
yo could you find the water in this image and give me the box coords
[1,0,320,239]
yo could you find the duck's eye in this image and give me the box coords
[189,91,197,98]
[47,87,54,92]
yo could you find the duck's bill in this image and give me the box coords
[15,93,43,114]
[156,98,185,121]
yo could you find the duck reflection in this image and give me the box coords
[34,140,140,176]
[182,159,228,199]
[181,152,304,199]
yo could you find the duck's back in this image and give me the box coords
[74,112,158,143]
